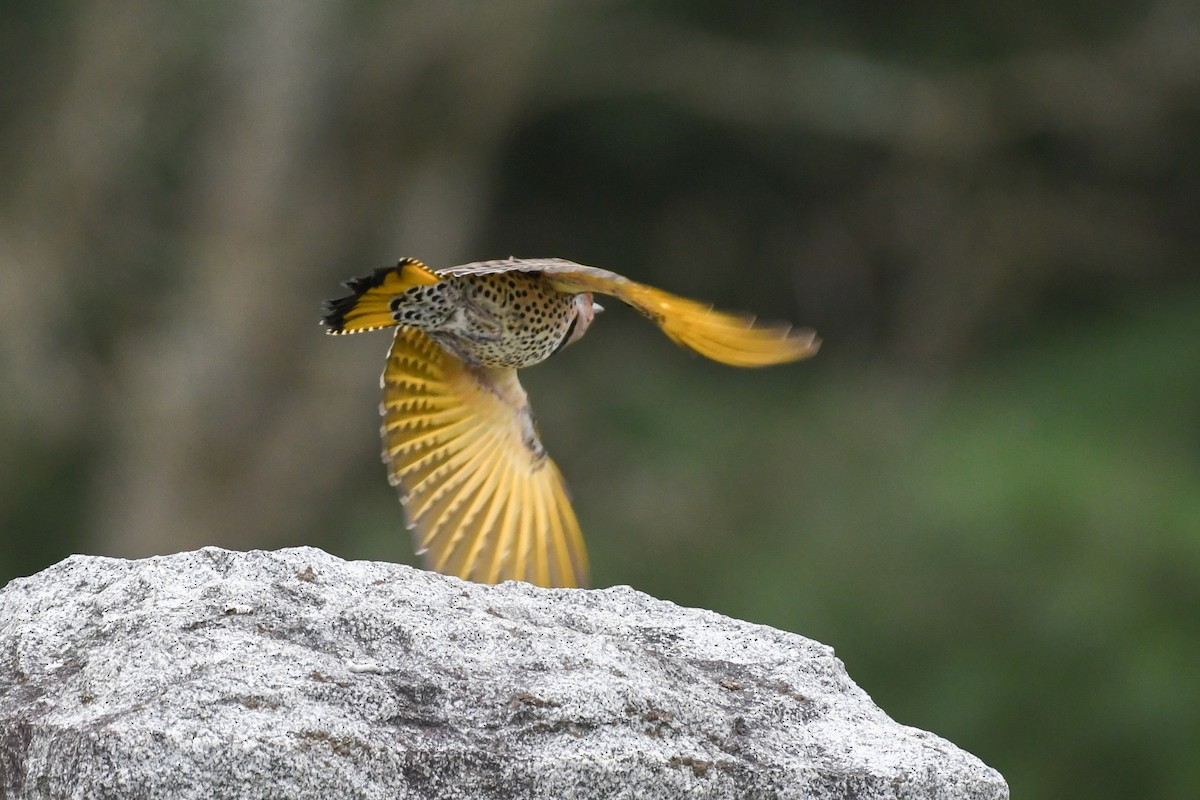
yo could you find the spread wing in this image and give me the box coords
[380,326,588,588]
[439,258,820,367]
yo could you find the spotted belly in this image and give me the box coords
[416,272,579,369]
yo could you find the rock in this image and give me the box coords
[0,547,1007,799]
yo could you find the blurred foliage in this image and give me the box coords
[2,2,1199,797]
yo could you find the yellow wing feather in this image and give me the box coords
[438,258,820,367]
[546,271,819,367]
[380,326,589,588]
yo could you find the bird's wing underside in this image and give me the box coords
[380,326,589,588]
[440,258,820,367]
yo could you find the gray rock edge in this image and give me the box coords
[0,547,1008,800]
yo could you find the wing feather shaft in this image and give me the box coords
[379,327,589,588]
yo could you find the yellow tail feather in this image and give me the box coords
[322,258,440,334]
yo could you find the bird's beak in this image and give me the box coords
[592,301,604,314]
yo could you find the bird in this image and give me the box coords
[322,257,819,589]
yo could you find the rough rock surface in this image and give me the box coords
[0,547,1007,799]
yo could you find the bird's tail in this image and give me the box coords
[322,258,441,334]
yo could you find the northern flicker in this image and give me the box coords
[323,257,819,588]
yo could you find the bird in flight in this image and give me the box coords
[323,257,819,588]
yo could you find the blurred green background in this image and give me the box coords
[3,1,1199,796]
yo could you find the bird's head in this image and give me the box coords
[564,292,603,348]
